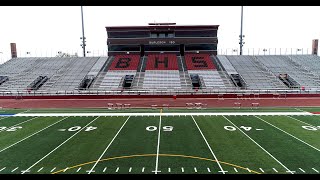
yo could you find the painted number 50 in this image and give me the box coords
[146,126,173,132]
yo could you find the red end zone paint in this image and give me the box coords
[311,112,320,114]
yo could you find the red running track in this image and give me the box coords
[1,97,320,109]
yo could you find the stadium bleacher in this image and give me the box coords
[1,54,320,93]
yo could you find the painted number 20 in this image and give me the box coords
[146,126,173,132]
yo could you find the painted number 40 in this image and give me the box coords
[146,126,173,132]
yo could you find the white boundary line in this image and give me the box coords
[254,116,320,152]
[222,115,293,174]
[191,115,226,174]
[0,116,69,153]
[22,116,100,174]
[12,112,313,117]
[87,116,131,174]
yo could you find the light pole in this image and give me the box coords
[263,49,267,55]
[296,48,302,55]
[239,6,245,55]
[80,6,86,57]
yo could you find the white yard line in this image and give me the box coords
[0,116,39,132]
[13,112,312,117]
[87,116,131,174]
[22,116,100,173]
[222,115,293,174]
[191,115,226,174]
[154,112,162,174]
[255,116,320,152]
[0,116,69,153]
[286,115,318,127]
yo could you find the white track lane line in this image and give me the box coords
[222,115,293,174]
[22,116,100,174]
[0,116,69,154]
[87,116,131,174]
[191,115,226,174]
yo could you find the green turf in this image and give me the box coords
[0,113,319,174]
[226,115,320,174]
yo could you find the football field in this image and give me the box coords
[0,107,319,174]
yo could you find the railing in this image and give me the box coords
[0,48,316,65]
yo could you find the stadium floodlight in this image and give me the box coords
[239,6,244,55]
[80,6,86,57]
[263,49,267,55]
[296,48,302,54]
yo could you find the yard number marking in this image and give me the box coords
[146,126,173,132]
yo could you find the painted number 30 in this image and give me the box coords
[146,126,173,132]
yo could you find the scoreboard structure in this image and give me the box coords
[106,23,219,56]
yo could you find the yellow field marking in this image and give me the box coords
[51,154,261,174]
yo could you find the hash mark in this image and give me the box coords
[142,167,145,172]
[234,168,238,172]
[256,129,264,130]
[168,167,171,173]
[63,167,69,172]
[11,167,18,172]
[0,167,6,172]
[37,167,43,172]
[194,167,197,173]
[102,167,106,172]
[299,168,305,173]
[207,168,211,172]
[116,167,119,172]
[286,170,296,174]
[272,168,278,172]
[312,168,319,173]
[77,167,82,172]
[181,167,184,172]
[259,168,264,173]
[247,168,251,172]
[50,167,56,172]
[129,167,132,173]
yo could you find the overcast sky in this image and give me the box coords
[0,6,320,62]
